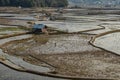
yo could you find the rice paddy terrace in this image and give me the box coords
[0,8,120,80]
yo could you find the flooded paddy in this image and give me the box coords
[0,8,120,80]
[94,32,120,55]
[36,21,103,33]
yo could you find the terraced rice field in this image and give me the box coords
[0,8,120,80]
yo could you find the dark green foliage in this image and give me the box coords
[0,0,68,7]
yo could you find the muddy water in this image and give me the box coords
[85,21,120,34]
[0,49,51,72]
[5,16,36,20]
[0,63,67,80]
[94,32,120,55]
[36,14,120,33]
[0,25,18,28]
[0,13,20,17]
[36,21,102,33]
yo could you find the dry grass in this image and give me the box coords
[32,35,49,44]
[0,27,24,31]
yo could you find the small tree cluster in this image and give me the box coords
[0,0,68,7]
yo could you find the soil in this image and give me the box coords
[1,34,120,79]
[0,18,11,25]
[0,7,120,80]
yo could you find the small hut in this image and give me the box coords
[32,24,45,34]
